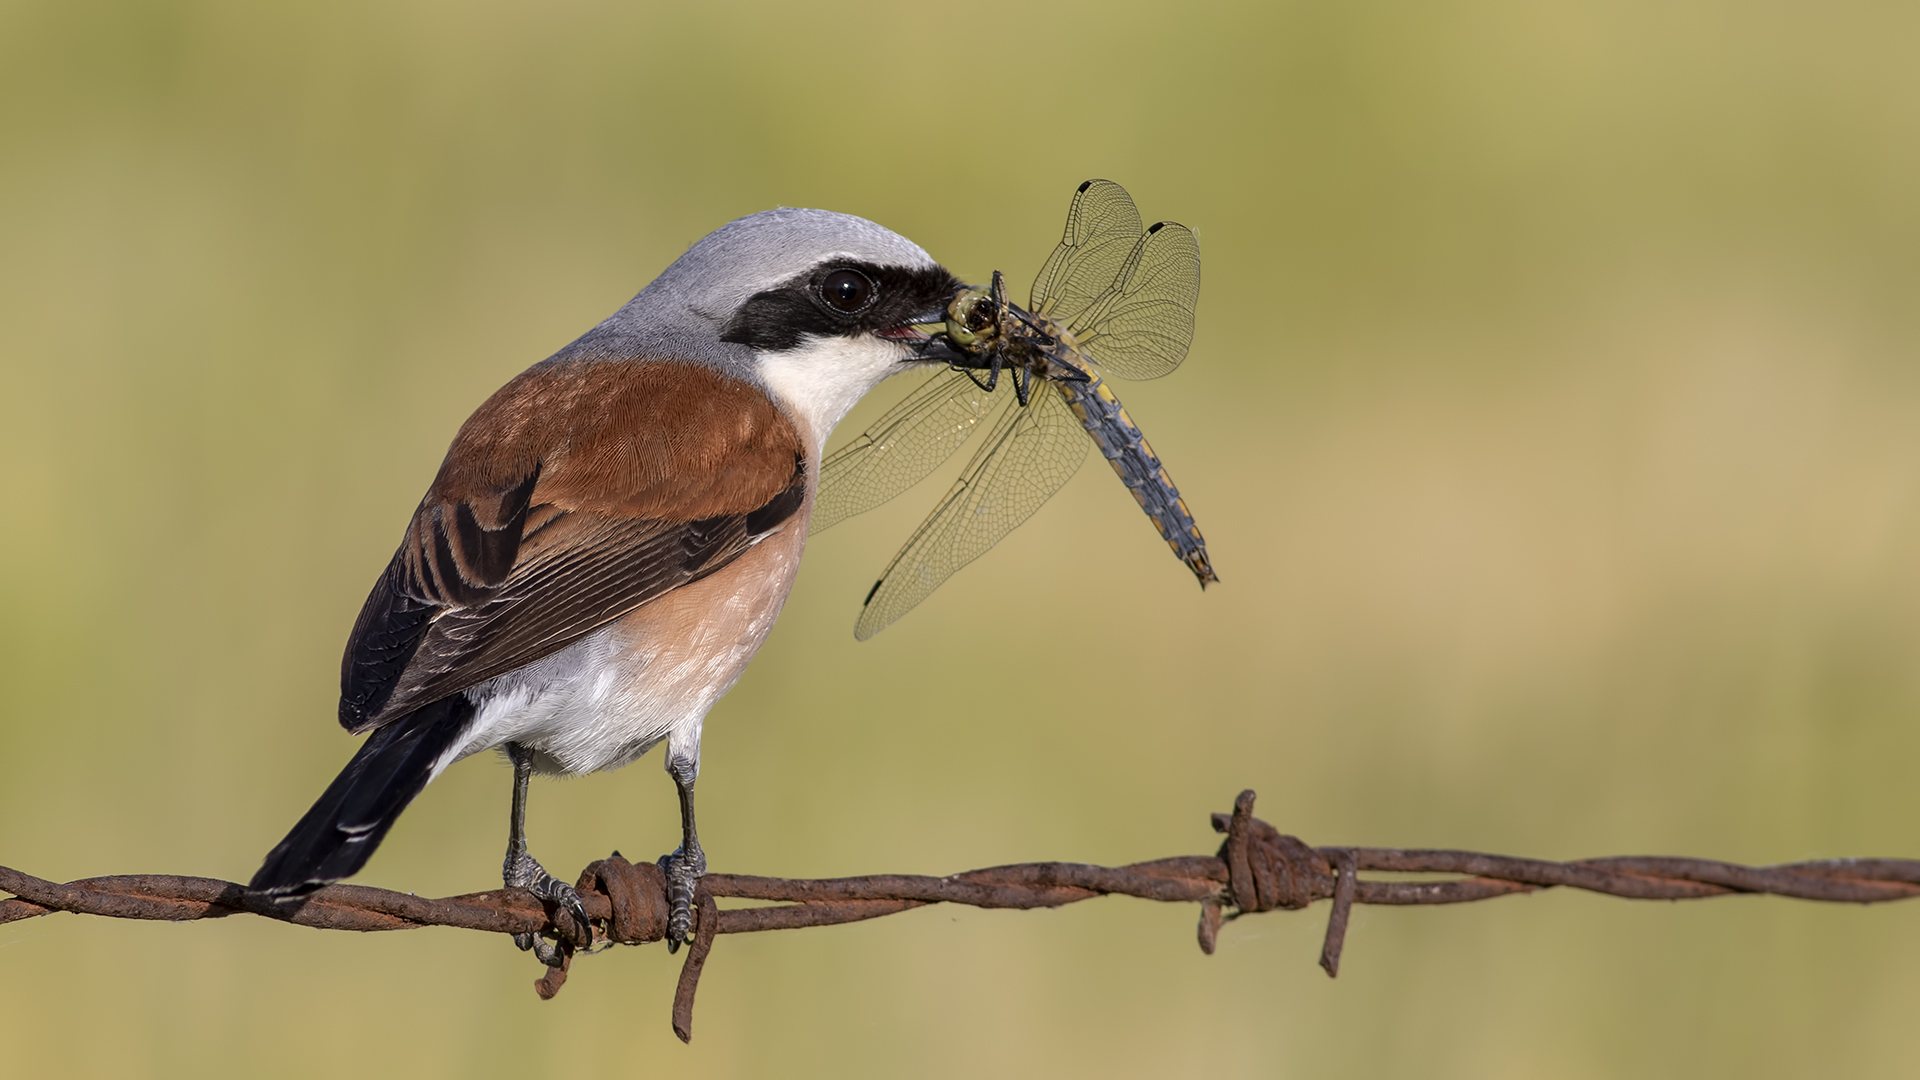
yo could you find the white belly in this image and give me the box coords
[438,520,806,779]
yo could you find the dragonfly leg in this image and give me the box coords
[962,353,1003,394]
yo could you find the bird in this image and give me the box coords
[247,205,965,955]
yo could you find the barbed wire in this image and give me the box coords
[5,790,1917,1042]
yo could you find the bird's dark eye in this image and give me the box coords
[820,269,874,313]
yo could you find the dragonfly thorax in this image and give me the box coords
[943,276,1087,401]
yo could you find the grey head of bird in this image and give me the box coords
[555,207,966,452]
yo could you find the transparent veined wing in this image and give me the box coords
[853,388,1089,640]
[1028,180,1144,327]
[1066,221,1200,382]
[812,370,996,534]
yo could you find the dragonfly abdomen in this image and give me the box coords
[1052,372,1218,587]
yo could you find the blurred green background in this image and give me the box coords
[4,0,1920,1075]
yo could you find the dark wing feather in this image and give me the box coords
[337,358,807,734]
[341,461,802,733]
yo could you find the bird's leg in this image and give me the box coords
[657,756,706,953]
[502,742,587,964]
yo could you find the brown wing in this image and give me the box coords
[338,359,805,733]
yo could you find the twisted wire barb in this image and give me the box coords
[5,791,1917,1041]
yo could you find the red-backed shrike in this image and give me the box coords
[249,207,963,953]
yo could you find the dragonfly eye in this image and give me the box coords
[945,287,997,350]
[819,269,875,313]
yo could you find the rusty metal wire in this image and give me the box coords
[5,790,1918,1042]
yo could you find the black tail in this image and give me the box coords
[249,695,476,896]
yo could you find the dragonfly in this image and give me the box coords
[813,179,1217,639]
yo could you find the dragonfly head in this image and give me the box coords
[943,285,1000,354]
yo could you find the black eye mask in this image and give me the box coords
[721,261,962,351]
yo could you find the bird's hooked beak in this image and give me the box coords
[875,301,966,366]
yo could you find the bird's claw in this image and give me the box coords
[546,880,592,936]
[506,850,587,964]
[657,844,706,953]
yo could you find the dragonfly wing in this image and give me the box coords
[1028,180,1145,325]
[812,370,996,535]
[1068,221,1200,382]
[853,390,1089,640]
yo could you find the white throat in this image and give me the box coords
[755,334,921,457]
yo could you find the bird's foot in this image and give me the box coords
[657,843,706,953]
[505,850,588,965]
